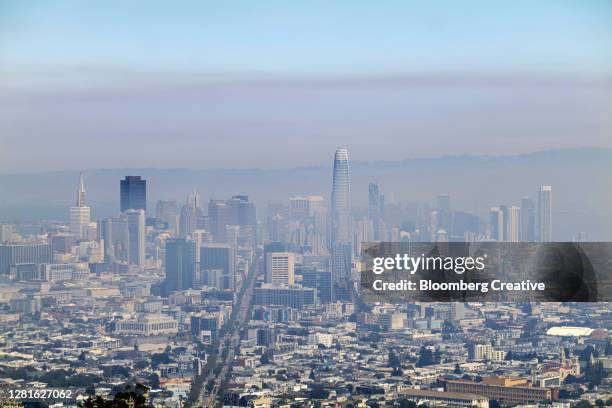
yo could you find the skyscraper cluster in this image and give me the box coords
[489,185,552,242]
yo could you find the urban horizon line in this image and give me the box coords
[1,146,610,176]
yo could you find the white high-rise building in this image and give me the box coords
[503,206,521,242]
[265,252,295,285]
[69,173,91,239]
[187,190,201,208]
[538,185,552,242]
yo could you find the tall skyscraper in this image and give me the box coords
[179,192,203,238]
[503,206,521,242]
[164,238,196,294]
[265,252,295,285]
[331,148,351,244]
[368,182,384,240]
[120,176,147,213]
[538,185,552,242]
[186,190,201,209]
[331,148,352,298]
[200,243,235,291]
[489,207,504,241]
[77,172,86,207]
[123,209,145,266]
[520,197,536,242]
[208,196,256,246]
[331,241,352,300]
[208,199,232,242]
[69,173,91,239]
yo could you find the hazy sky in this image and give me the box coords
[1,1,611,172]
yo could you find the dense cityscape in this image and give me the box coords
[0,148,610,408]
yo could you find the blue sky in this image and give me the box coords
[0,1,611,172]
[1,0,611,78]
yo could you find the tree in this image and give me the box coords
[149,373,160,389]
[151,352,171,367]
[604,341,612,356]
[433,348,442,364]
[564,374,580,384]
[388,349,401,369]
[78,384,149,408]
[454,363,462,374]
[489,400,502,408]
[574,400,593,408]
[585,361,604,387]
[416,346,435,367]
[398,399,417,408]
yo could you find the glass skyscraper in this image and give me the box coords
[164,238,196,294]
[331,148,351,243]
[120,176,147,213]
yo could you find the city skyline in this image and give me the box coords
[0,145,610,407]
[0,3,610,406]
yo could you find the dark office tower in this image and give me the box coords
[538,185,552,242]
[331,148,351,244]
[120,176,146,213]
[299,268,333,304]
[235,197,256,226]
[489,207,504,241]
[208,200,232,242]
[231,195,257,246]
[208,196,256,246]
[520,197,536,242]
[164,238,196,294]
[331,241,352,300]
[436,194,452,237]
[123,209,145,266]
[256,328,276,347]
[200,243,235,291]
